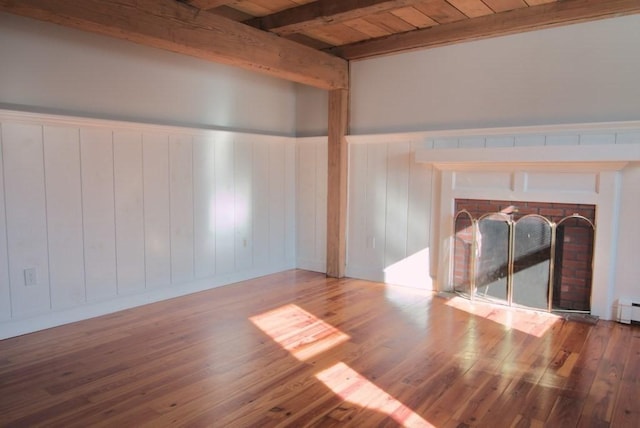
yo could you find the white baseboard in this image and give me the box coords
[0,264,293,340]
[296,258,326,273]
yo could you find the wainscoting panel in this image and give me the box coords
[0,130,10,321]
[3,122,51,319]
[0,110,296,339]
[296,138,327,273]
[252,142,271,271]
[193,133,217,279]
[169,134,195,284]
[143,133,172,289]
[214,136,235,275]
[234,140,253,272]
[43,125,85,310]
[114,130,146,294]
[80,127,118,302]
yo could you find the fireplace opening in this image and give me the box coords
[453,199,595,313]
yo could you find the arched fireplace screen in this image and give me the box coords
[453,207,595,313]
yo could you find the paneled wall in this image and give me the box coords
[0,111,295,338]
[347,141,434,289]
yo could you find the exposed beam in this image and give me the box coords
[326,89,349,278]
[0,0,348,90]
[330,0,640,59]
[184,0,234,10]
[248,0,423,35]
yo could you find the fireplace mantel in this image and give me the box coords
[415,144,639,171]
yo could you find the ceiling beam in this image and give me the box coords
[0,0,348,90]
[330,0,640,60]
[184,0,233,10]
[248,0,424,36]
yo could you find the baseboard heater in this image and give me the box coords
[617,299,640,324]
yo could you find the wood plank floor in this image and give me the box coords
[1,270,639,427]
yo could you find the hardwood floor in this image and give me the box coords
[1,270,638,427]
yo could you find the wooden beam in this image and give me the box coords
[248,0,423,35]
[330,0,640,59]
[0,0,348,90]
[326,89,349,278]
[185,0,233,10]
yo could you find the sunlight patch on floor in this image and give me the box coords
[444,295,561,338]
[249,304,350,361]
[315,362,434,427]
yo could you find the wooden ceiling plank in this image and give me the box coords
[303,22,371,46]
[524,0,556,5]
[364,11,417,33]
[331,0,640,60]
[482,0,529,13]
[0,0,348,90]
[185,0,234,10]
[413,0,469,24]
[447,0,495,18]
[228,0,273,16]
[343,17,393,38]
[248,0,425,35]
[391,6,439,28]
[249,0,301,14]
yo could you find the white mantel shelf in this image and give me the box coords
[415,144,640,170]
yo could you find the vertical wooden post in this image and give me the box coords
[326,88,349,278]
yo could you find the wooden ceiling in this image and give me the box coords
[185,0,640,60]
[1,0,639,90]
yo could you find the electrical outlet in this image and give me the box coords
[24,268,37,286]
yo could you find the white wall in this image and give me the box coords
[0,111,296,338]
[350,15,640,134]
[295,85,328,137]
[0,12,296,136]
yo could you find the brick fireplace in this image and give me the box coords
[453,199,595,312]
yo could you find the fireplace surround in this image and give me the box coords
[414,122,640,319]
